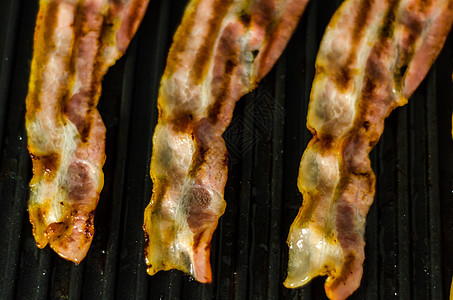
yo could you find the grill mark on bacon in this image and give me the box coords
[68,2,106,142]
[42,3,59,55]
[351,0,372,42]
[79,95,97,141]
[286,0,453,299]
[381,0,398,37]
[153,178,170,209]
[46,221,66,239]
[208,25,239,122]
[27,2,60,116]
[336,0,373,88]
[164,2,198,77]
[67,161,95,202]
[117,0,149,52]
[85,210,95,238]
[78,92,96,144]
[251,0,275,29]
[252,0,278,78]
[75,99,96,142]
[61,2,82,124]
[402,11,423,35]
[396,16,421,74]
[239,11,251,26]
[328,253,356,292]
[254,0,309,80]
[405,0,453,97]
[30,152,61,181]
[184,187,214,230]
[145,0,310,283]
[190,0,233,84]
[169,114,195,133]
[192,232,206,253]
[29,207,47,247]
[417,0,433,13]
[188,142,208,178]
[396,0,436,73]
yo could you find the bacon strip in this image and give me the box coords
[144,0,310,283]
[450,276,453,300]
[285,0,453,299]
[25,0,149,263]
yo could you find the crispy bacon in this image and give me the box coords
[285,0,453,299]
[144,0,310,283]
[25,0,149,263]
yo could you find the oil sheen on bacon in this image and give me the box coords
[144,0,310,283]
[25,0,149,263]
[285,0,453,299]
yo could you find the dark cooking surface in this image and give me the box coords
[0,0,452,299]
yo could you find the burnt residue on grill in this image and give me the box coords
[0,0,452,299]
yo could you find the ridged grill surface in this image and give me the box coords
[0,1,452,299]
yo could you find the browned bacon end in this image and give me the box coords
[26,0,149,263]
[144,0,310,283]
[285,0,453,299]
